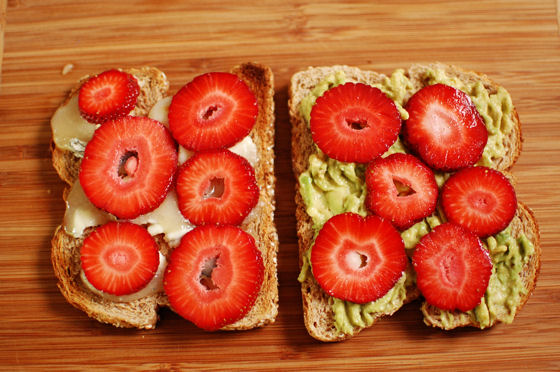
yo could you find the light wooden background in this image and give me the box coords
[1,0,559,370]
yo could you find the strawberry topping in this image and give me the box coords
[442,166,517,237]
[78,69,140,124]
[163,225,264,331]
[412,223,493,312]
[311,213,407,304]
[366,153,438,230]
[81,222,160,296]
[310,83,402,163]
[168,72,258,151]
[403,83,488,171]
[175,150,259,226]
[79,116,177,219]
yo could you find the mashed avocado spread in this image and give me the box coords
[297,68,531,335]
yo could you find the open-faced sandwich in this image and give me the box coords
[289,63,540,342]
[50,63,279,331]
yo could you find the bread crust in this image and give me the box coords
[51,63,278,330]
[289,64,537,341]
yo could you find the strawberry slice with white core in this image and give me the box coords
[78,69,140,124]
[175,150,259,226]
[366,153,438,230]
[442,166,517,237]
[81,222,160,296]
[163,224,264,331]
[413,223,493,312]
[311,213,407,304]
[79,116,178,219]
[310,83,402,163]
[168,72,258,151]
[403,83,488,171]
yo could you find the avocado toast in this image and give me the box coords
[289,63,540,341]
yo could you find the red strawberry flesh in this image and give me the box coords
[79,116,178,219]
[168,72,258,151]
[442,166,517,237]
[78,69,140,124]
[366,153,438,230]
[310,83,402,163]
[412,223,493,312]
[163,225,264,331]
[81,222,160,296]
[403,83,488,171]
[311,213,407,304]
[175,150,259,226]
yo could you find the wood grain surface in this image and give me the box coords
[1,0,559,370]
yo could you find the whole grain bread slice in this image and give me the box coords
[51,63,278,330]
[289,64,535,341]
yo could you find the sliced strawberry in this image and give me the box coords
[78,69,140,124]
[175,150,258,226]
[168,72,258,151]
[403,84,488,171]
[441,166,517,237]
[311,213,407,304]
[310,83,402,163]
[81,222,160,296]
[412,223,492,312]
[79,116,178,219]
[163,225,264,331]
[365,153,438,230]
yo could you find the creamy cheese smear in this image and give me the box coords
[54,95,259,302]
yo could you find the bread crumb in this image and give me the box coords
[61,64,74,76]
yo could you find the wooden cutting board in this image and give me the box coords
[1,0,559,369]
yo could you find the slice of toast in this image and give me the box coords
[51,63,278,330]
[289,63,539,341]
